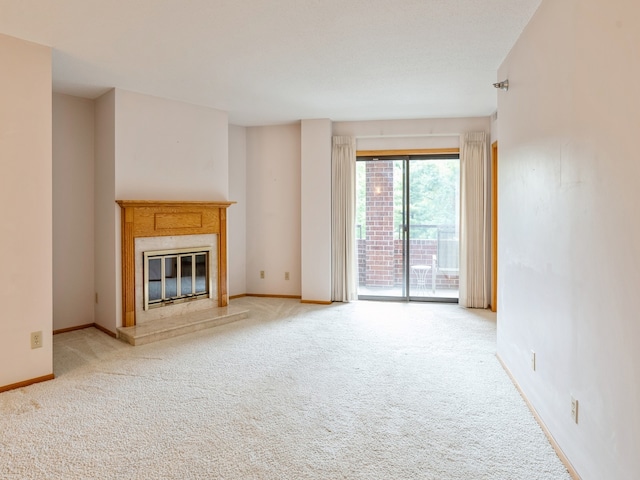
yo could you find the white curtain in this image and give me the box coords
[459,132,489,308]
[331,136,357,302]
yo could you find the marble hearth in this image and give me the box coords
[117,304,248,346]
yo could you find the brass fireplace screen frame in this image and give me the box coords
[116,200,234,328]
[143,246,213,310]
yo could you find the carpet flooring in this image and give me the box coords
[1,297,571,479]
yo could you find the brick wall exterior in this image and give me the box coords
[364,161,395,287]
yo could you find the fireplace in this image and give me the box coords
[116,200,234,328]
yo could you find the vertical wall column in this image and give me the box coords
[300,119,332,303]
[365,161,395,287]
[0,34,53,389]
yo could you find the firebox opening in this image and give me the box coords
[143,246,213,310]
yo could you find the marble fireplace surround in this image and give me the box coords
[116,200,234,328]
[135,234,217,324]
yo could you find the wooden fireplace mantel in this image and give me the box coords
[116,200,235,328]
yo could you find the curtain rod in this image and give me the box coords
[352,133,462,139]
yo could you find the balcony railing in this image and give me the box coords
[356,224,459,293]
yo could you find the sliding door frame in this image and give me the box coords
[491,141,498,312]
[356,148,460,303]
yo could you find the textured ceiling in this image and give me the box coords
[0,0,541,126]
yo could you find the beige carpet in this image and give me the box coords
[1,297,570,479]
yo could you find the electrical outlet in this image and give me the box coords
[260,270,265,279]
[285,272,290,280]
[531,350,536,371]
[571,396,579,424]
[31,331,43,349]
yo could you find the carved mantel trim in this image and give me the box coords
[116,200,235,328]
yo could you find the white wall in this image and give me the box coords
[490,111,498,146]
[53,94,95,331]
[0,34,52,387]
[228,125,247,297]
[496,1,640,478]
[301,119,332,302]
[246,124,302,296]
[114,90,229,200]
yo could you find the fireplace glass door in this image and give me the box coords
[144,247,212,310]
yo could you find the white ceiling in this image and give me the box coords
[0,0,541,126]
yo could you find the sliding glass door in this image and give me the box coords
[356,154,460,302]
[407,157,459,300]
[356,158,405,298]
